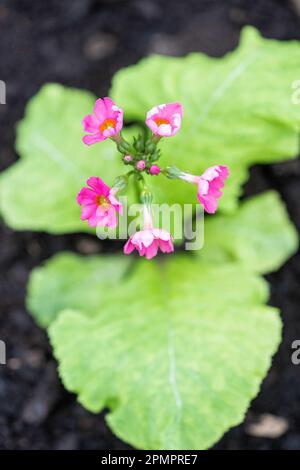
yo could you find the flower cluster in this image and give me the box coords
[77,97,229,259]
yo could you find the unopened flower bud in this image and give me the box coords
[140,188,153,205]
[149,164,161,175]
[117,140,131,153]
[123,155,133,163]
[135,135,145,152]
[136,160,146,171]
[145,141,157,154]
[164,166,182,179]
[113,174,128,192]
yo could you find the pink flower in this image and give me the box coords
[180,165,229,214]
[149,164,161,175]
[197,166,229,213]
[146,102,183,137]
[123,204,174,259]
[77,177,122,228]
[124,229,174,260]
[82,97,123,146]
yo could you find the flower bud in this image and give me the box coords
[164,166,182,179]
[136,160,146,171]
[135,135,145,152]
[117,140,131,153]
[149,165,161,175]
[140,188,153,206]
[113,175,128,191]
[123,155,133,163]
[145,141,157,154]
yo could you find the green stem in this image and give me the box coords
[150,134,162,144]
[134,173,143,203]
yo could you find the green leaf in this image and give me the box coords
[201,191,298,273]
[46,256,281,450]
[27,187,297,449]
[111,26,300,212]
[27,252,131,328]
[1,27,299,234]
[0,84,135,233]
[9,24,299,449]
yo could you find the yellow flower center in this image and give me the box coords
[154,118,169,126]
[96,195,109,208]
[99,118,116,133]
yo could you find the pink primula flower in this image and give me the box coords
[146,102,183,137]
[124,204,174,259]
[77,177,122,228]
[181,165,229,214]
[82,97,123,146]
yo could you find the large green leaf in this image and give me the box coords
[9,24,299,449]
[1,27,299,234]
[0,84,134,233]
[201,191,298,273]
[111,26,300,212]
[27,191,297,329]
[46,256,281,449]
[26,189,297,449]
[27,252,131,328]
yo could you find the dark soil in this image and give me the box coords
[1,0,300,450]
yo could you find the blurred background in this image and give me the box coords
[0,0,300,450]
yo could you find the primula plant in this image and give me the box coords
[0,27,299,449]
[77,97,229,257]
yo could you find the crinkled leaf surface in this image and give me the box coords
[51,305,278,450]
[9,24,299,449]
[201,191,298,273]
[0,84,135,233]
[30,252,280,450]
[111,27,300,212]
[26,190,297,449]
[1,27,300,234]
[27,253,131,328]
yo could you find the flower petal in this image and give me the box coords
[80,204,97,221]
[145,239,159,259]
[87,177,110,196]
[76,187,96,205]
[132,230,155,249]
[82,133,104,146]
[158,239,174,253]
[82,114,100,133]
[124,239,135,255]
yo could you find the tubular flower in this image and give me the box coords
[77,177,122,228]
[124,204,174,260]
[82,97,123,146]
[146,102,183,137]
[180,165,229,214]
